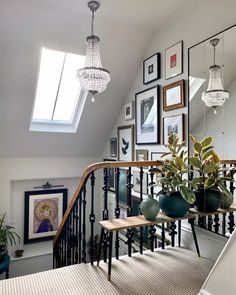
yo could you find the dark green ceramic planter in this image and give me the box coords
[194,190,222,212]
[140,195,160,220]
[159,191,190,218]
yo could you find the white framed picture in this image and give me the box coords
[143,52,161,84]
[163,80,185,111]
[165,41,183,80]
[163,114,185,145]
[117,125,134,161]
[135,86,160,144]
[151,152,165,161]
[133,171,148,194]
[124,102,134,120]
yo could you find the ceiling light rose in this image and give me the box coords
[77,1,110,102]
[202,38,229,114]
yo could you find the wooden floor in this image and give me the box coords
[0,247,213,295]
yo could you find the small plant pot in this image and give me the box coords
[194,190,222,212]
[140,195,160,220]
[15,249,24,258]
[159,191,190,218]
[220,192,233,209]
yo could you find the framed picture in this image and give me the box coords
[163,80,185,111]
[119,169,128,208]
[151,152,165,161]
[24,189,67,244]
[136,149,148,169]
[103,159,116,192]
[165,41,183,80]
[117,125,134,161]
[143,52,161,84]
[163,114,185,146]
[110,138,117,157]
[133,171,148,194]
[124,102,134,120]
[135,86,160,144]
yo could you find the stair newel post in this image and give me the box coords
[102,168,109,262]
[82,185,87,263]
[149,167,156,252]
[115,167,120,260]
[139,166,144,254]
[126,167,134,257]
[78,191,82,263]
[89,172,96,265]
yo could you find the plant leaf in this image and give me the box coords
[180,186,195,204]
[194,141,202,154]
[189,157,201,169]
[189,134,196,144]
[203,163,218,174]
[201,136,213,147]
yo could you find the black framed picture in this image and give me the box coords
[117,125,134,161]
[143,53,161,84]
[103,158,116,192]
[165,41,183,80]
[163,114,185,145]
[24,189,67,244]
[110,138,117,157]
[135,86,160,144]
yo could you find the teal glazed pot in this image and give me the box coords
[194,190,222,212]
[221,192,233,209]
[159,191,190,218]
[140,195,160,220]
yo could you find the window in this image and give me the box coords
[30,48,86,133]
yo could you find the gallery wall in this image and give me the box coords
[102,0,236,262]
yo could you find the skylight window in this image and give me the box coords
[30,48,86,133]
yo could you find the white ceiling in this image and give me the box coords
[0,0,203,157]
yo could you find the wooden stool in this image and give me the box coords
[97,213,200,281]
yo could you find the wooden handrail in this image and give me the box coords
[53,160,163,245]
[221,160,236,165]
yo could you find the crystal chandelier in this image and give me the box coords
[77,1,110,102]
[202,38,229,114]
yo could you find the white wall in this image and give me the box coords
[0,157,102,278]
[102,0,236,261]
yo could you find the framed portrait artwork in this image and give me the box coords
[24,189,67,244]
[143,52,161,84]
[103,158,116,192]
[135,86,160,144]
[124,102,134,120]
[165,41,183,80]
[110,138,117,157]
[117,125,134,161]
[163,80,185,111]
[163,114,185,146]
[133,171,148,194]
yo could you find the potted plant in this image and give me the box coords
[0,213,20,261]
[151,133,195,217]
[189,135,234,212]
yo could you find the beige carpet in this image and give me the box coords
[0,248,213,295]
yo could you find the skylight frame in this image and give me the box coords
[30,47,86,133]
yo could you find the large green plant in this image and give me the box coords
[0,213,20,247]
[151,133,195,204]
[189,135,233,198]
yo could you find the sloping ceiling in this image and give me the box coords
[0,0,203,157]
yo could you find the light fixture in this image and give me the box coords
[77,1,110,102]
[202,38,229,114]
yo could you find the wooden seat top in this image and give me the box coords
[189,203,236,216]
[99,212,195,232]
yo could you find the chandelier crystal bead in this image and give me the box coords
[77,1,110,101]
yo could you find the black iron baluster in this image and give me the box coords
[78,191,82,263]
[139,167,144,254]
[213,214,220,234]
[198,215,205,228]
[149,167,156,251]
[208,215,213,231]
[161,223,165,249]
[102,168,109,262]
[115,167,120,260]
[169,221,177,247]
[228,212,235,234]
[67,213,72,265]
[82,186,87,263]
[72,206,75,265]
[126,167,133,257]
[89,172,96,265]
[75,199,79,264]
[230,164,235,194]
[222,212,226,236]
